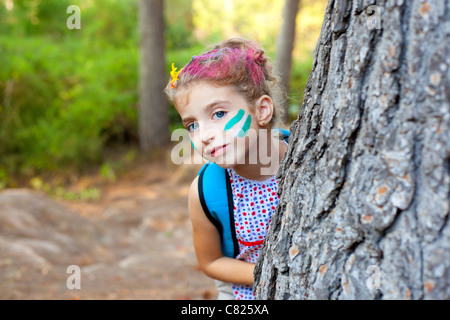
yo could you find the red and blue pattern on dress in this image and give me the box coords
[227,167,281,300]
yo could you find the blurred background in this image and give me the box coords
[0,0,327,299]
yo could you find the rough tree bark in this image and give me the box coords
[255,0,449,300]
[275,0,301,125]
[138,0,170,153]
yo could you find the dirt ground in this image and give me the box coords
[0,148,217,300]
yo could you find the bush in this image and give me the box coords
[0,0,139,175]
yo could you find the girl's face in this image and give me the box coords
[175,81,272,168]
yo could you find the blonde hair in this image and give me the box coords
[165,38,286,128]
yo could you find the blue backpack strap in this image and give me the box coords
[274,127,290,143]
[197,162,239,258]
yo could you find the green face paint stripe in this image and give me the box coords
[237,115,252,138]
[191,139,197,151]
[224,109,245,132]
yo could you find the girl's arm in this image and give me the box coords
[188,176,255,285]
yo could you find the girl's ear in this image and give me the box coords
[255,95,274,127]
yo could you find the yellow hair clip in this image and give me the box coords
[170,63,183,88]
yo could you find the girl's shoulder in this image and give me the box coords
[188,175,201,206]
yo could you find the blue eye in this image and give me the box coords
[213,111,226,119]
[187,122,199,132]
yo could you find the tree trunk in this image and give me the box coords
[275,0,301,125]
[138,0,170,153]
[255,0,449,300]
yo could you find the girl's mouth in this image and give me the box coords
[210,144,228,157]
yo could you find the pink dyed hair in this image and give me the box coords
[165,38,285,127]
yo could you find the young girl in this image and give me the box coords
[165,38,288,300]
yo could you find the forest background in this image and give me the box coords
[0,0,326,195]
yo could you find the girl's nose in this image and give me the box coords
[200,126,218,144]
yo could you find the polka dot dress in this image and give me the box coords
[227,167,281,300]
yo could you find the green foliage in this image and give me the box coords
[0,0,72,38]
[0,36,138,174]
[165,0,195,50]
[288,56,315,121]
[30,175,100,201]
[0,0,139,177]
[0,0,325,182]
